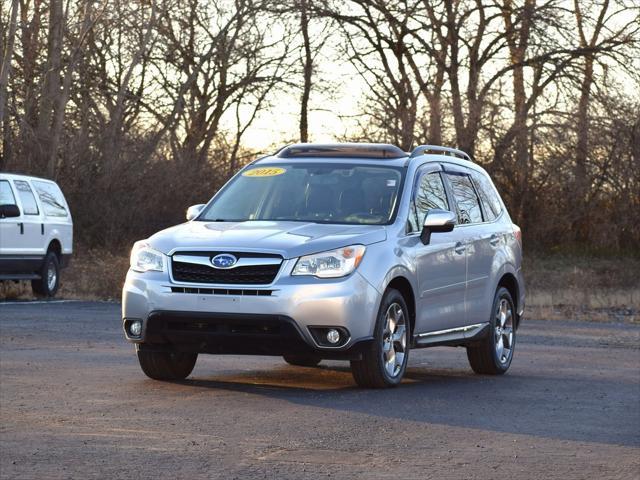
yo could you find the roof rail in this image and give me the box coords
[276,143,407,159]
[410,145,472,161]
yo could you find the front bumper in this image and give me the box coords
[122,266,381,358]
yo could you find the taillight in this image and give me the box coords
[513,224,522,248]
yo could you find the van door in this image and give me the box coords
[13,180,45,255]
[32,180,73,257]
[405,165,467,333]
[0,179,23,255]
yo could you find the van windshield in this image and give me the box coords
[199,163,404,225]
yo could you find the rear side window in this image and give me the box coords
[0,180,17,206]
[445,173,483,224]
[14,180,39,215]
[470,170,502,221]
[33,181,68,217]
[409,171,449,232]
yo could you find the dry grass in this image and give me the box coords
[524,255,639,322]
[2,249,638,323]
[0,248,129,301]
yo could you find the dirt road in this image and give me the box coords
[1,301,638,479]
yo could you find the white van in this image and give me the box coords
[0,173,73,297]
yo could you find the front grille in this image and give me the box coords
[171,252,282,285]
[171,287,272,296]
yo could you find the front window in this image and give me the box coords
[199,163,404,225]
[0,180,17,206]
[408,171,449,232]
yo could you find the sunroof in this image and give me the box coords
[277,143,407,159]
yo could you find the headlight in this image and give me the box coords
[292,245,366,278]
[130,242,164,273]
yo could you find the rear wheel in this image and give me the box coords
[283,355,321,367]
[31,251,60,298]
[350,288,410,388]
[137,349,198,380]
[466,287,516,375]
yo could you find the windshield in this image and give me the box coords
[199,163,404,225]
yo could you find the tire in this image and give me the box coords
[466,287,516,375]
[31,251,60,298]
[350,288,410,388]
[283,355,322,367]
[137,349,198,380]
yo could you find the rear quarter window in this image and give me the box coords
[33,181,68,218]
[470,170,503,221]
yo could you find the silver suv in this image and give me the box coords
[122,143,525,388]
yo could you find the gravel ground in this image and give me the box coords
[0,301,639,479]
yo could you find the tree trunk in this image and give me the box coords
[37,0,64,173]
[0,0,19,165]
[299,0,312,143]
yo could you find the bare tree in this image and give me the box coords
[0,0,19,165]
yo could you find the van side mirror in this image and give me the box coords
[420,209,456,245]
[186,204,205,221]
[0,204,20,218]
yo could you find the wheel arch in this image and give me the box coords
[47,239,62,259]
[497,273,520,328]
[386,276,416,336]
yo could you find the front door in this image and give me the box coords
[12,180,45,255]
[405,166,467,333]
[0,179,23,256]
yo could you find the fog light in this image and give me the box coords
[326,329,340,344]
[130,320,142,337]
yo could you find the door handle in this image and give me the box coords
[454,242,466,255]
[489,234,501,246]
[18,222,24,234]
[41,223,45,235]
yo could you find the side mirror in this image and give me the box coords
[0,204,20,219]
[186,204,205,221]
[420,209,456,245]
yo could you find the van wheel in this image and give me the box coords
[137,349,198,380]
[466,287,516,375]
[283,355,321,367]
[31,252,60,298]
[350,288,410,388]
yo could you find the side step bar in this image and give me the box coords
[0,273,41,281]
[413,322,489,348]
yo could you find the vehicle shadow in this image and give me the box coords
[176,362,640,448]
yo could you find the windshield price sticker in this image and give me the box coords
[242,167,286,177]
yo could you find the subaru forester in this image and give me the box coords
[122,143,525,388]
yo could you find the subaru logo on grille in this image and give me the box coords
[211,254,238,269]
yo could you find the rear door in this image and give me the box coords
[405,164,467,333]
[443,165,495,325]
[32,180,73,256]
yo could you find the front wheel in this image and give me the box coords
[31,252,60,297]
[466,287,516,375]
[350,288,410,388]
[137,349,198,380]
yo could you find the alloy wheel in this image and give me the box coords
[382,302,407,378]
[494,298,514,364]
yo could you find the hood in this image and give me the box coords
[147,221,387,259]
